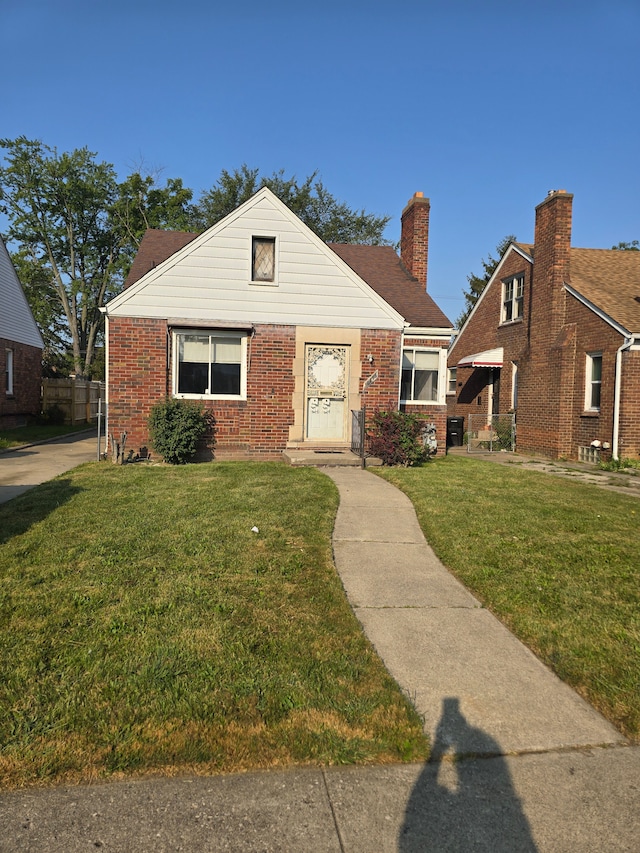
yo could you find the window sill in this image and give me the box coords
[175,393,246,402]
[249,280,278,287]
[400,399,442,406]
[498,318,524,328]
[581,410,600,418]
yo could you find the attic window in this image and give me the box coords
[501,275,524,323]
[252,237,276,283]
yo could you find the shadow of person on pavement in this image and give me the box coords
[399,697,537,852]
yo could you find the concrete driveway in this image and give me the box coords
[0,432,98,504]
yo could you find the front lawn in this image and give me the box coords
[0,462,427,788]
[377,456,639,741]
[0,423,91,451]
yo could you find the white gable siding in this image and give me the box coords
[0,238,44,348]
[106,190,404,331]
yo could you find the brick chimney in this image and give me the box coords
[401,192,430,290]
[533,189,573,335]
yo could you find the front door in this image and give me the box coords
[304,345,349,441]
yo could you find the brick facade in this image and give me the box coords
[0,338,42,427]
[447,191,640,461]
[107,319,414,459]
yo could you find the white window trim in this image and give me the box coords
[172,329,248,401]
[5,349,13,395]
[400,347,447,406]
[250,235,278,286]
[585,352,602,412]
[447,367,457,395]
[501,275,524,324]
[511,362,518,410]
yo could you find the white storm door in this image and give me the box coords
[305,345,349,441]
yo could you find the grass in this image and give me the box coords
[376,456,640,742]
[0,462,427,788]
[0,423,91,451]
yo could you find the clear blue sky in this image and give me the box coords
[3,0,639,324]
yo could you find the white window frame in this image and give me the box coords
[251,236,277,285]
[400,347,447,405]
[447,367,457,395]
[501,275,524,323]
[172,329,248,401]
[585,352,602,412]
[5,349,13,395]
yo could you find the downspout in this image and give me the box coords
[100,308,109,456]
[612,335,636,460]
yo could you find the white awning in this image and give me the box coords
[457,347,504,368]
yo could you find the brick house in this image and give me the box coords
[0,236,43,428]
[104,188,453,459]
[447,190,640,461]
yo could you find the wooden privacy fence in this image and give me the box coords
[42,378,106,425]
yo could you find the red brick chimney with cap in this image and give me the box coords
[401,192,430,290]
[533,188,573,340]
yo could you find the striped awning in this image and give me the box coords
[457,347,504,368]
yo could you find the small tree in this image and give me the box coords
[368,410,433,466]
[148,398,213,464]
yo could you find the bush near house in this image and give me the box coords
[368,410,433,466]
[148,397,214,464]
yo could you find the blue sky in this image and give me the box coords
[3,0,639,324]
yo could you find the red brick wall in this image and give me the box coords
[0,338,42,427]
[360,328,402,412]
[619,349,640,459]
[107,318,297,459]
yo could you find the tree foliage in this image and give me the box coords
[0,138,193,377]
[193,165,391,244]
[611,240,639,251]
[456,235,516,330]
[0,141,391,379]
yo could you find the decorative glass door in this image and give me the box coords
[305,345,349,441]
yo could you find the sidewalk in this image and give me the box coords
[0,464,638,851]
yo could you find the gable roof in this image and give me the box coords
[112,187,452,332]
[106,187,406,331]
[567,248,640,334]
[328,243,452,329]
[0,237,44,349]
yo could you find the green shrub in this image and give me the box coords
[38,403,67,426]
[598,457,640,472]
[147,398,213,464]
[368,410,433,466]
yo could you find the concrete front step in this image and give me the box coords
[282,449,382,467]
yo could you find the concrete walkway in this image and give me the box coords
[0,462,638,851]
[0,431,97,503]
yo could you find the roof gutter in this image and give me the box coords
[612,334,639,460]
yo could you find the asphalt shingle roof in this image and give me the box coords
[568,248,640,333]
[328,243,452,328]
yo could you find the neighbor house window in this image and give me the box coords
[401,348,443,403]
[502,275,524,323]
[5,349,13,395]
[585,353,602,411]
[252,237,276,282]
[447,367,457,395]
[173,330,247,399]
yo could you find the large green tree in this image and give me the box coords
[193,165,391,244]
[0,138,192,377]
[456,235,516,329]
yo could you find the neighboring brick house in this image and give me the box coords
[0,236,43,428]
[447,190,640,461]
[104,188,453,459]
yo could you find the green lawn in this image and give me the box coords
[377,456,640,741]
[0,462,427,788]
[0,423,91,451]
